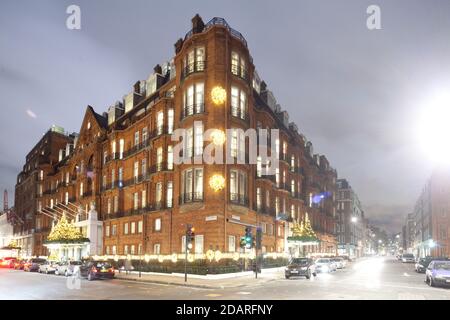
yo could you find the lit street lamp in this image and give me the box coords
[351,216,357,223]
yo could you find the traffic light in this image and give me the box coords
[245,227,253,249]
[256,227,262,250]
[240,237,247,249]
[186,224,195,250]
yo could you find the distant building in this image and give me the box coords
[0,211,14,249]
[336,179,365,258]
[412,167,450,258]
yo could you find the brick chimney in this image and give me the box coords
[154,64,162,75]
[192,14,205,34]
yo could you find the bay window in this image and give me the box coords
[230,86,247,119]
[155,182,162,207]
[229,169,247,205]
[231,51,246,79]
[157,147,163,171]
[181,167,203,203]
[168,145,173,170]
[183,83,204,117]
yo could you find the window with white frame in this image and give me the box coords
[142,127,148,143]
[119,139,124,159]
[111,169,115,188]
[155,218,161,231]
[114,196,118,213]
[124,245,129,255]
[138,220,143,233]
[134,131,139,146]
[157,147,163,170]
[168,109,174,134]
[142,190,146,208]
[112,245,117,255]
[168,146,173,170]
[155,182,162,206]
[183,83,204,117]
[229,169,247,204]
[230,86,247,119]
[131,222,136,234]
[133,192,139,210]
[228,235,236,253]
[134,161,139,182]
[167,181,173,208]
[181,168,203,202]
[181,235,187,253]
[231,51,246,79]
[275,197,280,215]
[124,223,129,235]
[266,190,270,208]
[257,156,262,177]
[141,158,147,177]
[194,122,203,156]
[107,198,111,214]
[256,187,262,210]
[195,235,204,254]
[105,225,110,237]
[156,111,164,135]
[154,244,161,254]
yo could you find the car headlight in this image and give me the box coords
[301,267,307,271]
[322,266,329,272]
[435,275,445,279]
[418,264,424,268]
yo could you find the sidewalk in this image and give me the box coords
[114,267,285,289]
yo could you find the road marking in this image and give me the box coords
[398,292,425,300]
[403,273,410,277]
[205,293,222,297]
[236,291,252,295]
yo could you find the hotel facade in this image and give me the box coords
[13,15,339,259]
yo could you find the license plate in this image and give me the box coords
[101,270,109,273]
[290,270,298,273]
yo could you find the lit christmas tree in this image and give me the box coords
[45,213,89,243]
[288,213,319,242]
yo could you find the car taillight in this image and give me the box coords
[92,267,98,273]
[109,268,115,273]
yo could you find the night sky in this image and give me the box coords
[1,0,450,233]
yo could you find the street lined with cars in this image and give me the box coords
[1,256,449,299]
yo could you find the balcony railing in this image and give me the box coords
[105,153,119,164]
[256,206,276,216]
[231,65,249,82]
[255,172,276,184]
[230,107,249,123]
[150,162,174,174]
[151,125,168,139]
[181,103,205,120]
[229,193,249,207]
[122,202,172,217]
[181,61,206,80]
[122,140,150,159]
[179,192,204,205]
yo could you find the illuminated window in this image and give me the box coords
[168,109,174,134]
[156,111,164,135]
[167,181,173,208]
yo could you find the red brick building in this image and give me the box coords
[14,15,338,259]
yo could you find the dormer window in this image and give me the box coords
[87,121,91,130]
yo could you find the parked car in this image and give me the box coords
[79,261,115,281]
[23,258,47,272]
[331,257,346,269]
[401,253,415,263]
[38,261,58,274]
[55,260,83,276]
[415,257,448,273]
[425,260,450,287]
[285,258,317,279]
[314,258,336,273]
[13,259,26,270]
[0,257,17,268]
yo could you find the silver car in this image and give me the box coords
[38,261,58,274]
[331,257,346,269]
[315,258,337,273]
[55,260,83,276]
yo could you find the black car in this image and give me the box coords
[416,256,449,273]
[79,261,115,281]
[285,258,317,279]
